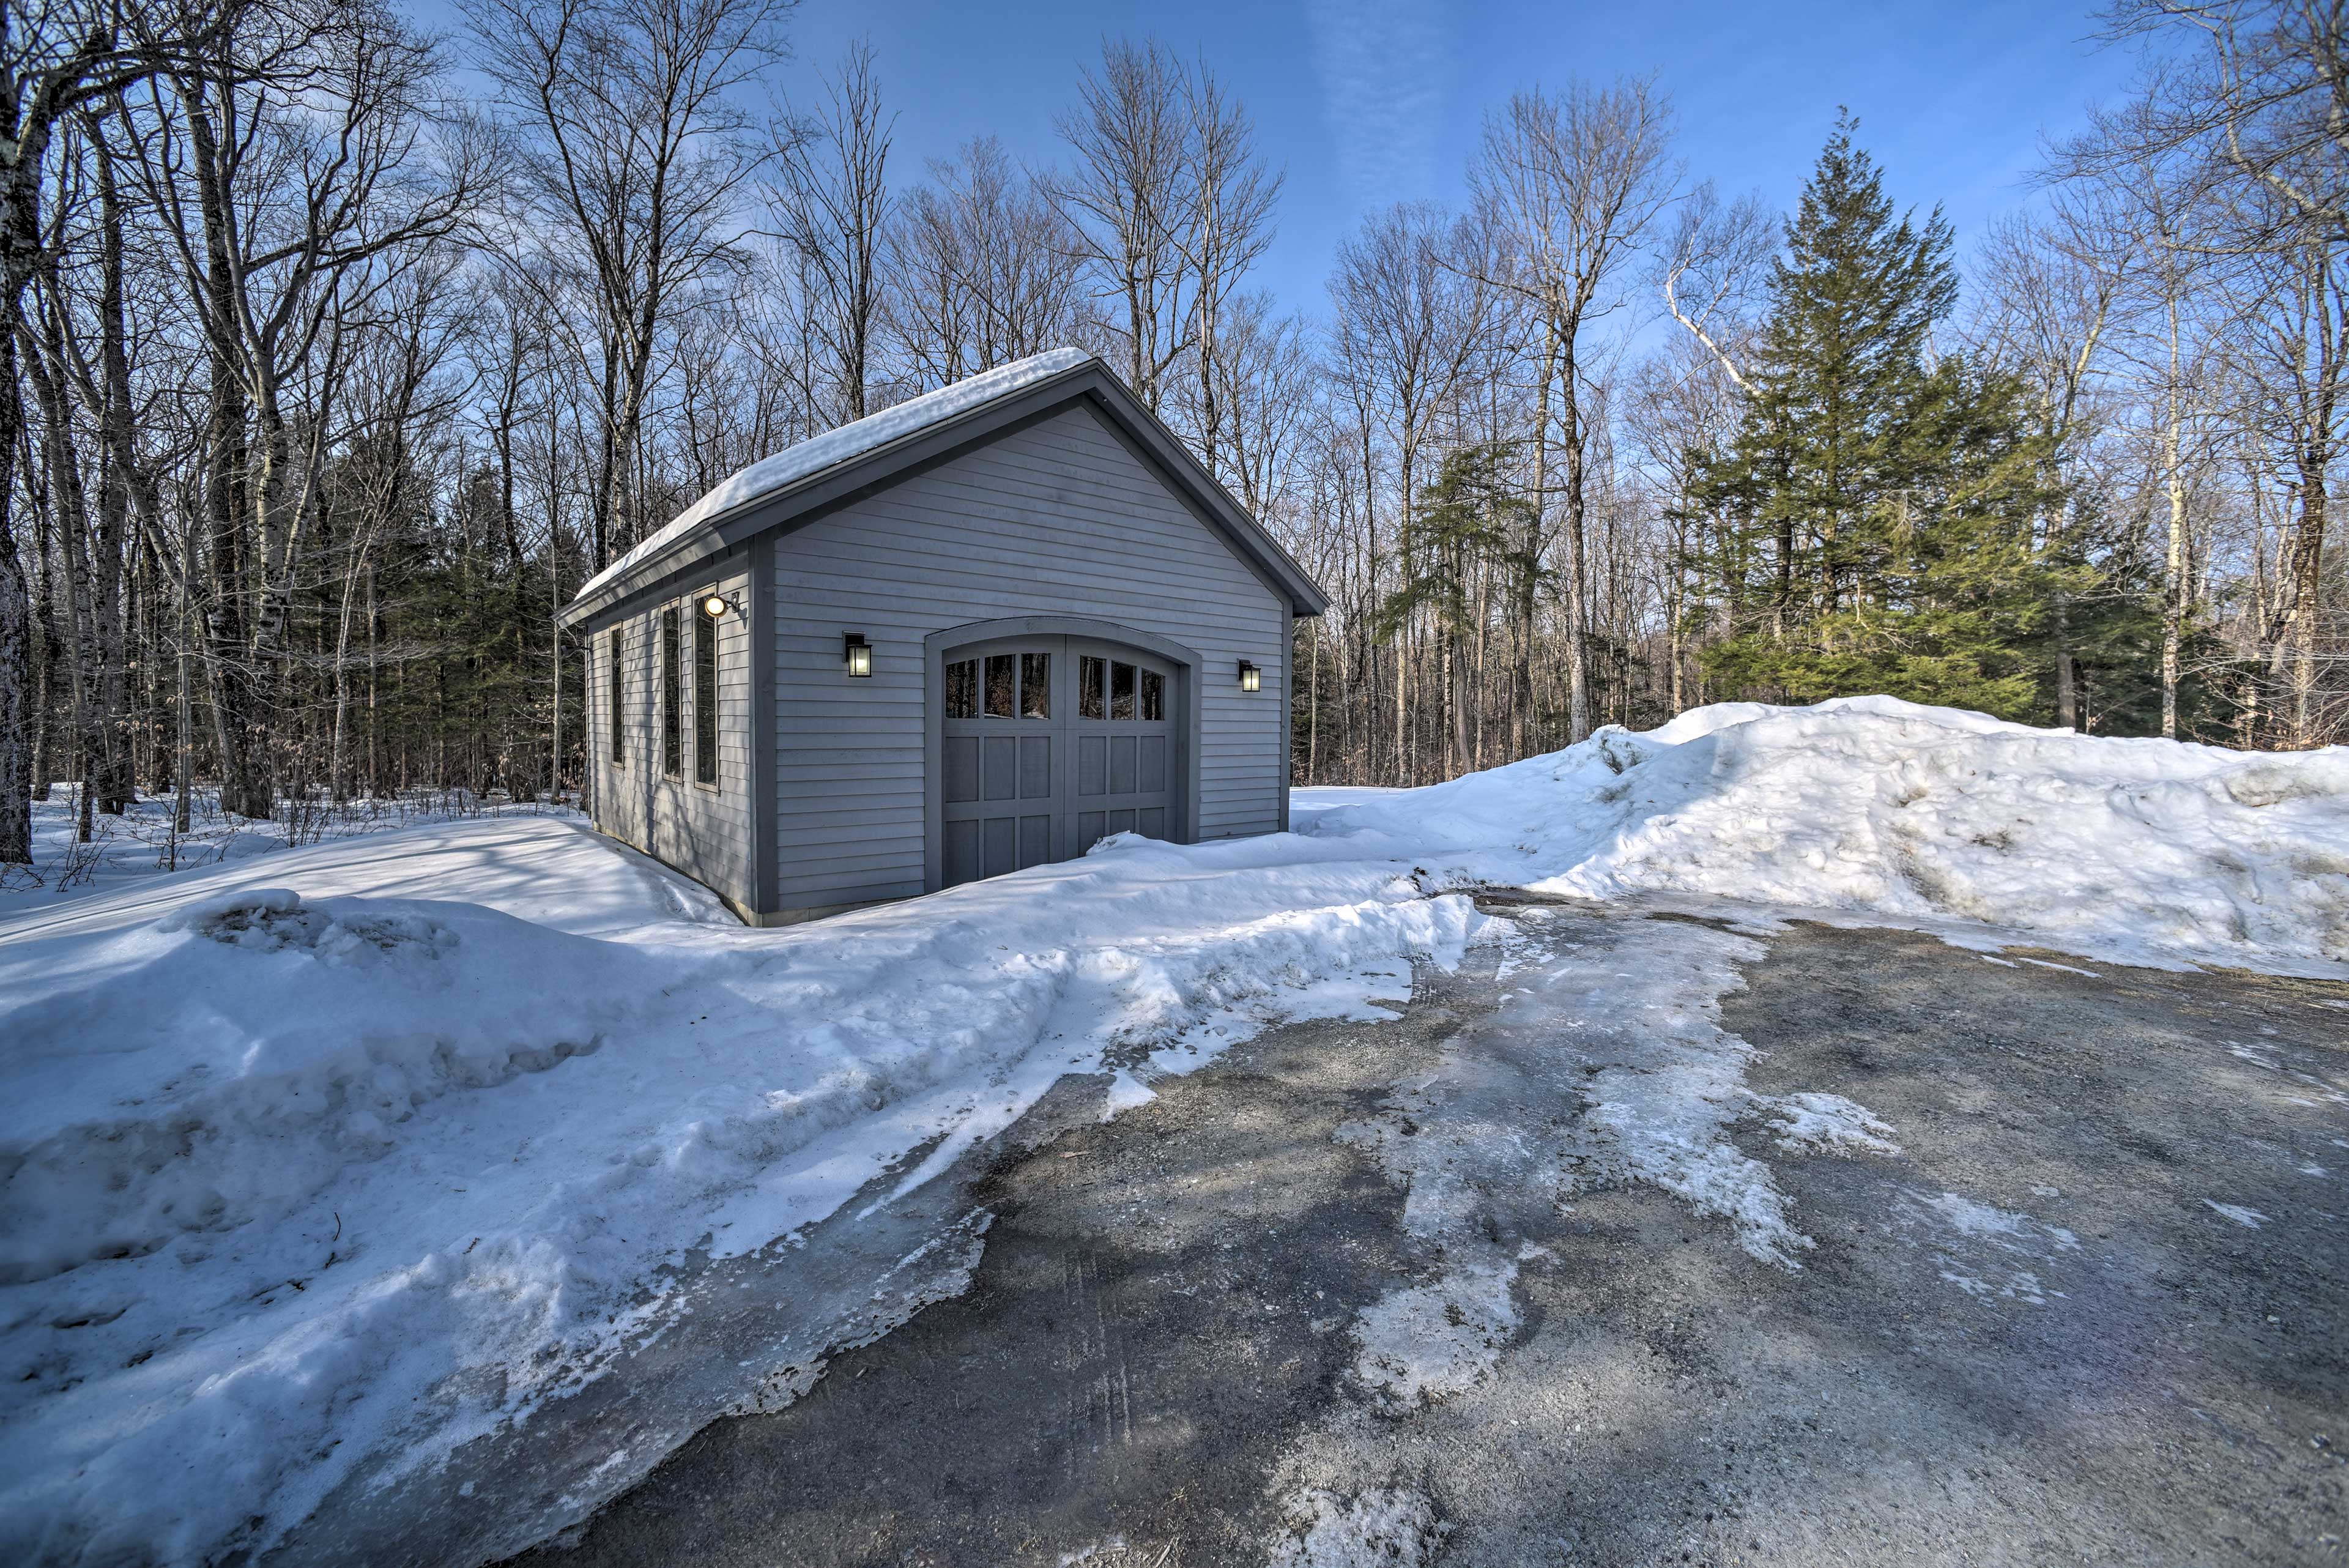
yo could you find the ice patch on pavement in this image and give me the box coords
[1100,1069,1157,1120]
[1526,913,1901,1268]
[1351,1261,1520,1408]
[1340,909,1903,1277]
[1903,1189,2081,1306]
[1940,1268,2049,1306]
[1268,1485,1442,1567]
[1907,1191,2080,1252]
[1768,1092,1903,1156]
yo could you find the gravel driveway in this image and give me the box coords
[510,895,2348,1567]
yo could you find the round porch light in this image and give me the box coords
[1238,660,1261,693]
[701,593,731,619]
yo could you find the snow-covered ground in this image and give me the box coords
[4,696,2345,1567]
[0,786,582,925]
[1,811,1470,1566]
[1287,784,1403,828]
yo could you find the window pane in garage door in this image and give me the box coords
[1080,656,1105,719]
[1021,652,1051,718]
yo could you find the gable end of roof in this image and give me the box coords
[559,355,1326,629]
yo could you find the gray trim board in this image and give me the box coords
[1279,600,1294,833]
[749,531,778,918]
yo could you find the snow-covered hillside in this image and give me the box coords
[2,697,2343,1566]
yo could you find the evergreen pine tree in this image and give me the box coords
[1697,114,2088,720]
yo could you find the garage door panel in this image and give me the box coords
[1019,735,1053,799]
[982,816,1017,877]
[1078,809,1104,850]
[1078,734,1106,797]
[982,735,1019,801]
[1140,735,1165,793]
[1109,735,1137,795]
[1019,814,1051,868]
[944,737,980,803]
[1140,806,1165,839]
[944,819,979,885]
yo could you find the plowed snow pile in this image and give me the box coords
[1305,695,2349,970]
[2,696,2342,1566]
[0,816,1471,1567]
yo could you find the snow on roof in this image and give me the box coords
[571,347,1095,605]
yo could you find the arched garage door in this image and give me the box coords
[937,631,1189,889]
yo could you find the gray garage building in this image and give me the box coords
[558,348,1329,927]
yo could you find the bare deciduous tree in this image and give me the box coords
[472,0,787,567]
[770,38,891,421]
[1469,77,1680,743]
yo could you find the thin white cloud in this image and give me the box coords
[1304,0,1453,214]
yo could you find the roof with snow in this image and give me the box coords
[561,348,1326,626]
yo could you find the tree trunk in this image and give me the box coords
[2162,468,2186,740]
[1560,352,1592,743]
[2282,452,2328,746]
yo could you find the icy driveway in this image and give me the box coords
[514,896,2349,1568]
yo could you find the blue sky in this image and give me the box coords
[779,0,2151,313]
[431,0,2156,314]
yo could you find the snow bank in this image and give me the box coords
[0,816,1474,1567]
[573,348,1093,602]
[7,695,2342,1565]
[1305,695,2349,971]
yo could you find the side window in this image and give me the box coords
[1141,668,1164,722]
[693,603,718,786]
[660,606,682,777]
[608,630,624,763]
[946,658,978,719]
[1110,661,1137,720]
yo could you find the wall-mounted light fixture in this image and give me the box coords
[844,632,872,677]
[700,593,734,619]
[1238,660,1261,693]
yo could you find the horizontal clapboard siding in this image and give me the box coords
[584,564,757,914]
[771,403,1286,913]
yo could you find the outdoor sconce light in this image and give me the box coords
[700,593,733,619]
[1238,660,1261,693]
[844,632,872,677]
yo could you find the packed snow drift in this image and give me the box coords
[1309,694,2349,972]
[2,695,2343,1565]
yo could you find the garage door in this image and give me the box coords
[940,635,1180,889]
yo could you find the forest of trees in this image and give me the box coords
[4,0,2346,866]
